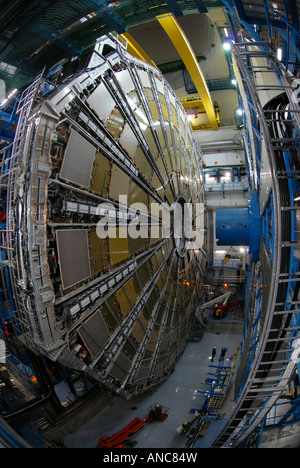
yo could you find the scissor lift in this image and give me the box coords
[98,403,169,448]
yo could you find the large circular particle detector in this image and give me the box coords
[10,37,206,398]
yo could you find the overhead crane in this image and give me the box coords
[121,17,221,130]
[180,95,221,129]
[156,13,220,130]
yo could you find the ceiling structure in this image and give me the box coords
[0,0,223,90]
[0,1,237,133]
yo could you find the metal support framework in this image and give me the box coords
[211,41,300,448]
[198,362,232,416]
[0,36,207,400]
[156,13,219,130]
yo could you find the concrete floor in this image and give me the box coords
[63,330,242,449]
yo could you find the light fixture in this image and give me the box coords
[231,79,237,86]
[0,87,17,108]
[223,42,231,51]
[277,48,282,61]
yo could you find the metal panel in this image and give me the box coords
[87,82,116,122]
[116,279,136,318]
[109,228,129,266]
[137,69,152,88]
[88,230,110,276]
[128,179,149,210]
[59,128,96,188]
[115,69,136,94]
[216,208,250,245]
[110,165,130,201]
[133,366,149,384]
[106,107,125,140]
[110,353,132,380]
[56,229,91,290]
[90,151,111,196]
[77,309,110,359]
[128,236,147,256]
[119,123,139,158]
[134,146,153,181]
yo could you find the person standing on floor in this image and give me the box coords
[219,347,228,361]
[211,347,217,362]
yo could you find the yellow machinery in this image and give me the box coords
[180,95,221,130]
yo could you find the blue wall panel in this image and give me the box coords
[216,208,250,245]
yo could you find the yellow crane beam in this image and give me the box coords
[156,13,219,130]
[122,32,158,69]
